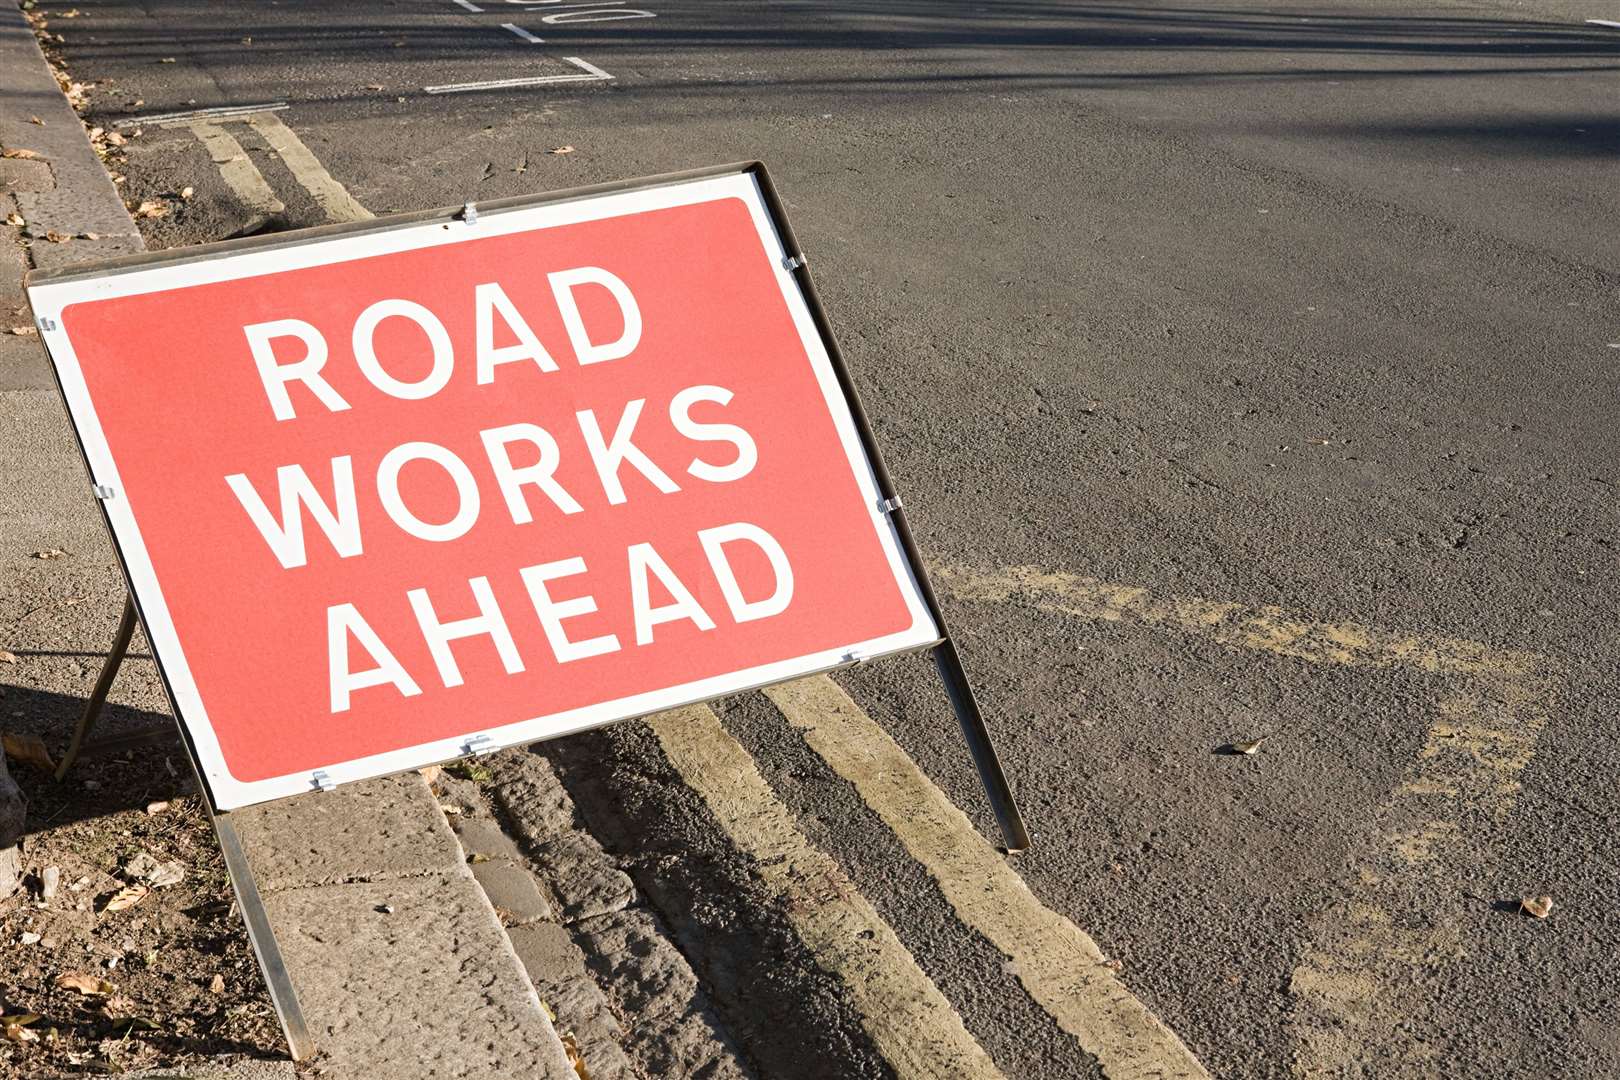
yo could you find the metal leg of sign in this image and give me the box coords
[54,593,139,781]
[54,594,314,1058]
[210,810,317,1061]
[932,640,1032,854]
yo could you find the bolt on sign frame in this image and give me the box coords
[25,162,1028,1060]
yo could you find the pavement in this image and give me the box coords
[4,0,1620,1078]
[0,5,576,1077]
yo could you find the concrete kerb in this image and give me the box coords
[0,11,576,1075]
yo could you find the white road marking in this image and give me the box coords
[116,102,288,129]
[425,57,614,93]
[1585,19,1620,29]
[186,121,284,219]
[765,675,1211,1080]
[245,113,372,223]
[454,0,484,9]
[501,23,545,43]
[542,6,655,23]
[647,704,1009,1080]
[561,56,614,79]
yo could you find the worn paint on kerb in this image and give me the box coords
[933,563,1559,1078]
[647,704,1007,1080]
[765,675,1211,1080]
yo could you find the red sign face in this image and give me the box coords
[30,171,936,808]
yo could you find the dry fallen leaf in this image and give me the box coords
[102,883,149,913]
[5,213,23,226]
[180,185,194,199]
[1232,738,1265,755]
[43,230,70,243]
[124,852,185,888]
[133,200,168,219]
[2,1022,36,1043]
[144,800,170,815]
[8,327,36,336]
[3,732,57,772]
[363,84,384,91]
[1521,895,1553,919]
[56,971,115,996]
[158,56,176,63]
[561,1031,591,1080]
[548,145,575,155]
[112,1015,160,1033]
[104,131,125,146]
[1,148,43,160]
[208,973,225,994]
[31,548,67,559]
[28,116,44,126]
[1101,957,1125,972]
[0,650,16,664]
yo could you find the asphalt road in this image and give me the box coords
[43,1,1620,1076]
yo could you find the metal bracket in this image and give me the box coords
[460,201,478,225]
[782,254,805,271]
[92,484,116,500]
[54,593,139,781]
[38,316,57,332]
[462,734,496,756]
[309,770,334,792]
[878,495,903,514]
[211,813,316,1061]
[841,649,863,664]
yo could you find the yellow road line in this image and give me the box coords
[1288,671,1557,1076]
[932,562,1559,1078]
[764,676,1210,1080]
[247,113,373,223]
[646,704,1008,1080]
[187,121,284,219]
[932,563,1538,678]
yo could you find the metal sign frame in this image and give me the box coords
[26,161,1028,1057]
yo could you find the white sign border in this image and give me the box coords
[27,170,940,810]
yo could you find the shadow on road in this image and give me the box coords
[40,0,1620,124]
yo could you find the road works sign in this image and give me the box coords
[27,165,940,809]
